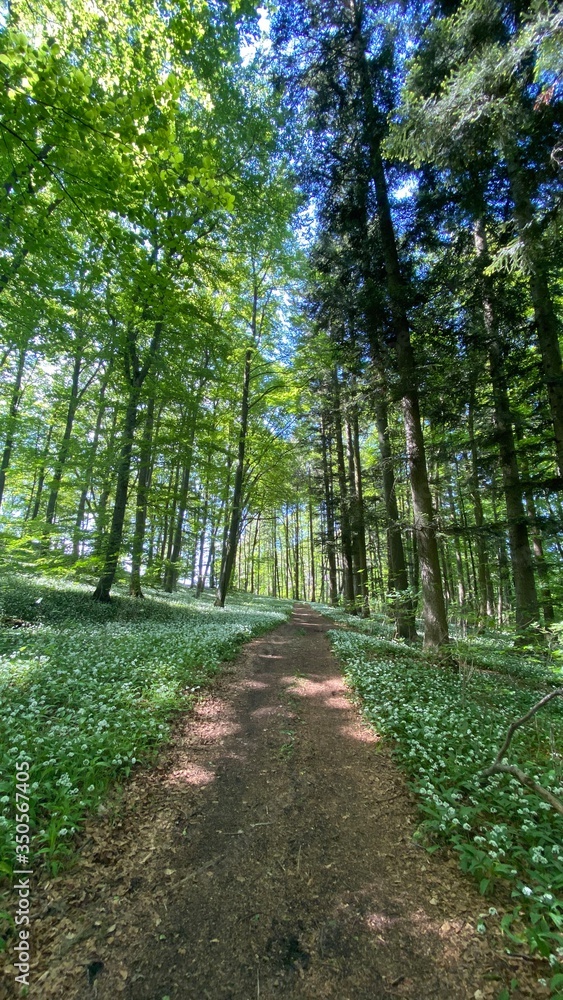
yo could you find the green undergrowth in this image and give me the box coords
[319,604,563,993]
[0,574,291,890]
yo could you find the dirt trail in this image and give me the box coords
[6,605,547,999]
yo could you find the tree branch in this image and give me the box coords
[480,688,563,815]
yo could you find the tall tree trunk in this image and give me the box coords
[272,512,279,598]
[320,414,339,606]
[44,342,84,530]
[92,385,141,600]
[474,219,539,634]
[294,502,300,600]
[92,319,163,601]
[332,372,356,612]
[0,341,27,508]
[504,145,563,477]
[351,18,448,646]
[163,407,199,593]
[516,430,555,625]
[72,370,111,561]
[308,471,316,602]
[347,408,370,616]
[130,397,156,597]
[374,398,417,640]
[28,425,53,521]
[250,516,260,593]
[467,390,495,619]
[195,480,210,597]
[93,405,119,557]
[215,345,253,607]
[372,147,448,645]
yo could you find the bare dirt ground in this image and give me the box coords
[1,604,549,1000]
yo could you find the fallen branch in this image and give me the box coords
[479,688,563,817]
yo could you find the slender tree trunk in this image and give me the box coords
[72,372,111,561]
[130,397,156,597]
[332,372,356,612]
[352,19,447,646]
[195,484,210,597]
[250,515,260,593]
[92,319,163,600]
[0,341,27,508]
[294,502,300,600]
[505,145,563,477]
[93,405,119,556]
[163,409,198,593]
[44,343,84,530]
[215,345,253,607]
[272,513,279,598]
[374,398,417,640]
[308,471,316,602]
[92,385,141,600]
[517,432,555,625]
[29,425,53,520]
[474,219,539,634]
[347,408,370,616]
[320,414,339,605]
[467,392,495,619]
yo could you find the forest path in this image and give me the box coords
[22,605,540,1000]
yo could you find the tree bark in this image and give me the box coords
[347,407,370,616]
[505,145,563,477]
[351,14,448,646]
[72,371,111,561]
[44,342,84,531]
[0,341,27,509]
[332,372,356,612]
[92,319,163,601]
[320,413,339,606]
[215,345,253,607]
[130,397,156,597]
[467,389,495,620]
[474,219,539,634]
[374,397,417,639]
[163,408,198,593]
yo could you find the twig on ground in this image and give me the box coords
[479,689,563,816]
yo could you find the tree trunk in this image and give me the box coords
[474,219,539,634]
[28,425,52,522]
[320,413,339,606]
[215,345,253,607]
[294,502,300,600]
[0,341,27,509]
[308,471,316,602]
[92,385,141,601]
[352,18,448,646]
[72,371,110,561]
[467,390,495,620]
[44,343,83,530]
[347,408,370,616]
[163,408,198,593]
[130,397,156,597]
[374,398,417,639]
[505,145,563,477]
[92,405,119,557]
[332,372,356,612]
[517,431,555,625]
[92,319,163,601]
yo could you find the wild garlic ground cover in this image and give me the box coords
[323,611,563,977]
[0,575,290,875]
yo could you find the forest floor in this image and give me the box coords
[2,604,550,1000]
